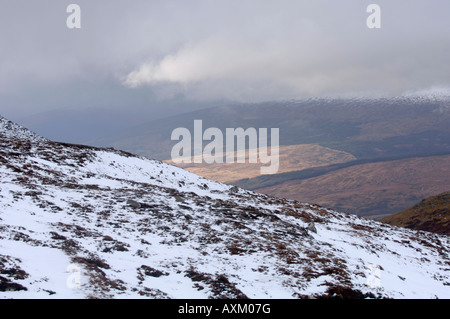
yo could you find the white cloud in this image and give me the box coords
[2,0,450,106]
[122,31,450,101]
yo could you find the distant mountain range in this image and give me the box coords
[90,96,450,161]
[82,96,450,218]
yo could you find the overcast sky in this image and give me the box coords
[1,0,450,118]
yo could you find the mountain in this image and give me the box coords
[381,192,450,235]
[0,116,449,299]
[0,115,47,143]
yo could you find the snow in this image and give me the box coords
[0,240,86,298]
[0,115,449,299]
[0,115,46,143]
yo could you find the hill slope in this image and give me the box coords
[381,192,450,235]
[0,115,47,143]
[0,116,449,299]
[248,155,450,218]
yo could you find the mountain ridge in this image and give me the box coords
[0,115,47,143]
[87,96,450,160]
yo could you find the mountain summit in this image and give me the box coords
[0,115,449,298]
[0,115,47,143]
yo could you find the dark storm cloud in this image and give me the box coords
[1,0,450,114]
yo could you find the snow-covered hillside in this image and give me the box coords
[0,116,449,299]
[0,115,47,143]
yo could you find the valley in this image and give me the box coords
[20,96,450,218]
[167,143,356,183]
[251,154,450,219]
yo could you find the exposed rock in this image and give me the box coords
[307,222,317,233]
[0,276,27,292]
[126,199,141,209]
[229,186,239,193]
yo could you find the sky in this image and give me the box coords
[1,0,450,122]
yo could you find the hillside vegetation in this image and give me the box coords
[381,192,450,235]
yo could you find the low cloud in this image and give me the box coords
[2,0,450,112]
